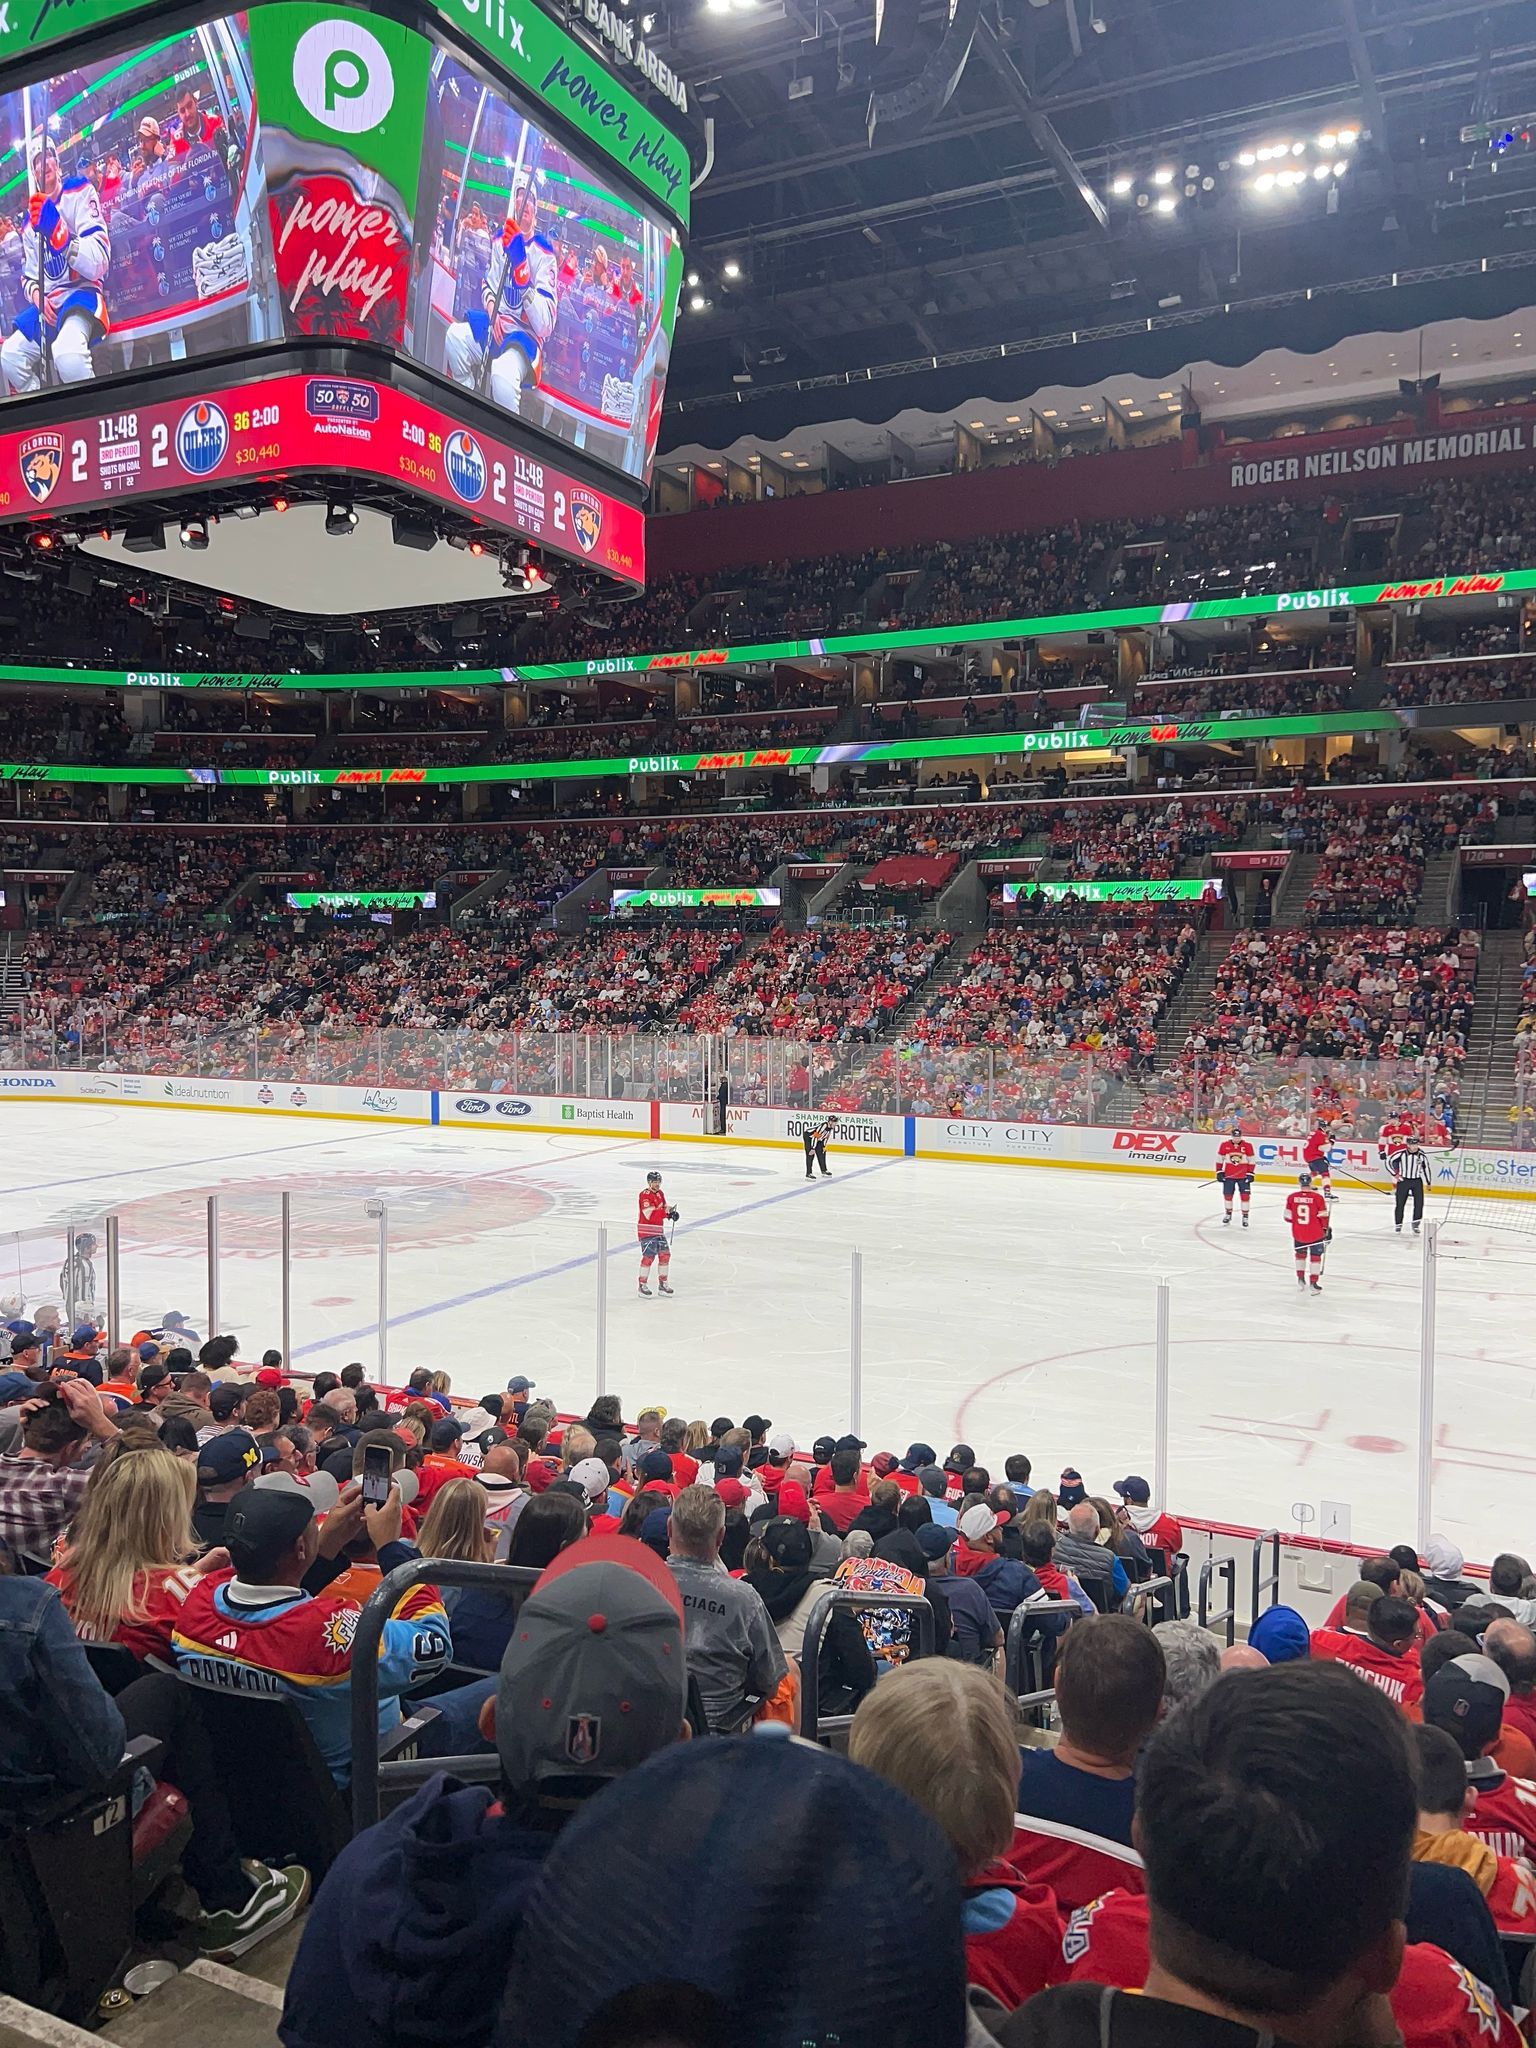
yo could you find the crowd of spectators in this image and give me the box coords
[496,927,745,1032]
[6,1338,1534,2048]
[680,925,951,1040]
[1047,797,1248,883]
[1280,794,1489,923]
[1133,671,1350,721]
[1383,659,1536,710]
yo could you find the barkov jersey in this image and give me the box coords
[1284,1187,1330,1245]
[638,1187,670,1239]
[172,1562,449,1782]
[1058,1889,1521,2048]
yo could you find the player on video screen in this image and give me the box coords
[443,179,560,415]
[1,141,110,392]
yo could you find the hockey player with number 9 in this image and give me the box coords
[1,142,110,392]
[1284,1172,1331,1292]
[442,180,559,415]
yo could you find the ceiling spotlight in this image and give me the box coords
[723,259,742,279]
[1333,159,1348,177]
[467,537,488,557]
[1237,150,1255,167]
[1154,194,1176,214]
[1151,166,1174,185]
[179,517,208,551]
[1201,176,1215,191]
[31,529,55,550]
[325,500,357,536]
[1184,163,1199,178]
[1291,142,1305,156]
[1135,190,1149,208]
[1337,127,1358,146]
[1254,172,1276,191]
[1110,174,1132,195]
[1318,131,1337,149]
[640,10,656,27]
[689,292,706,311]
[232,503,260,521]
[686,269,700,286]
[1313,162,1330,181]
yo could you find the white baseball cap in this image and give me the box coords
[958,1504,1004,1543]
[568,1456,613,1504]
[767,1431,797,1460]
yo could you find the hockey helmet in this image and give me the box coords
[1297,1170,1313,1186]
[646,1171,663,1185]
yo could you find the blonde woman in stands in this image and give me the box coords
[416,1477,495,1616]
[47,1445,223,1662]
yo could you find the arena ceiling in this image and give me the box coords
[658,0,1536,435]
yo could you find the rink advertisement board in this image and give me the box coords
[2,1069,1533,1196]
[0,371,643,583]
[437,1089,653,1134]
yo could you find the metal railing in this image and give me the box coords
[1004,1598,1082,1727]
[1250,1530,1282,1631]
[351,1558,541,1831]
[1197,1555,1238,1647]
[796,1588,937,1746]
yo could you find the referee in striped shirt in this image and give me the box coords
[1388,1141,1433,1234]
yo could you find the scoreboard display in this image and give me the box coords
[0,0,690,574]
[2,369,644,579]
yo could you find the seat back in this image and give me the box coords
[179,1682,350,1880]
[0,1753,144,2023]
[82,1641,143,1698]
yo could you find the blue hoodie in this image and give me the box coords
[279,1772,554,2048]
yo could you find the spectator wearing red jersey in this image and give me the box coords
[850,1660,1062,2007]
[1424,1657,1536,1864]
[1004,1663,1419,2048]
[1311,1591,1425,1717]
[812,1444,869,1532]
[1413,1722,1536,1942]
[1111,1475,1181,1559]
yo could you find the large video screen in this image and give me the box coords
[0,5,683,489]
[407,49,678,485]
[0,15,280,406]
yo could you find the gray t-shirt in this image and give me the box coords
[668,1555,789,1730]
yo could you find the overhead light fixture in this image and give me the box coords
[1337,127,1358,146]
[1333,159,1348,177]
[968,419,985,428]
[1078,402,1093,412]
[233,503,260,521]
[1135,191,1149,208]
[686,269,700,286]
[1200,175,1215,191]
[1041,409,1057,418]
[1154,194,1176,213]
[1005,414,1020,423]
[324,500,357,536]
[391,515,438,552]
[121,521,165,554]
[1127,409,1144,417]
[31,529,55,551]
[1291,141,1305,156]
[467,537,488,557]
[179,517,208,550]
[1237,150,1255,167]
[1110,174,1132,195]
[1151,166,1174,185]
[1313,163,1330,180]
[688,292,706,311]
[1254,172,1276,192]
[1156,390,1174,399]
[1318,131,1337,149]
[723,259,742,279]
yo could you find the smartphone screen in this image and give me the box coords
[361,1442,393,1509]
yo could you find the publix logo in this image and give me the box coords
[444,429,488,503]
[175,401,229,477]
[456,1097,490,1115]
[291,20,396,134]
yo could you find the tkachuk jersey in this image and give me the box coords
[1058,1889,1519,2047]
[171,1571,449,1782]
[1284,1187,1330,1245]
[1216,1137,1255,1181]
[638,1187,670,1239]
[22,175,110,335]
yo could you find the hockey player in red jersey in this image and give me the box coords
[1214,1123,1256,1228]
[637,1170,678,1297]
[1302,1122,1334,1199]
[1284,1171,1331,1292]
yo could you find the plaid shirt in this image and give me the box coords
[0,1450,99,1565]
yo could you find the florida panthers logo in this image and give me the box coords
[19,432,63,502]
[570,488,603,556]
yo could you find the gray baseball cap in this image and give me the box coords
[495,1535,686,1790]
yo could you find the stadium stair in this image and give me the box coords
[1414,848,1460,926]
[1458,928,1528,1145]
[1148,929,1230,1066]
[1272,852,1320,928]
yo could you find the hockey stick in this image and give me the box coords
[23,80,53,390]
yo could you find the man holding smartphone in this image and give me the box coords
[174,1476,449,1785]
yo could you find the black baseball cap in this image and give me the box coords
[208,1383,248,1420]
[742,1414,772,1438]
[429,1417,466,1452]
[812,1436,837,1463]
[914,1523,954,1561]
[760,1517,812,1570]
[226,1486,316,1578]
[195,1429,259,1488]
[834,1433,867,1454]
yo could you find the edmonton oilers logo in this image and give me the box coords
[174,401,229,477]
[444,428,487,503]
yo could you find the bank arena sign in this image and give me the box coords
[566,0,688,112]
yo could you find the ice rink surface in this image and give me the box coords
[0,1103,1531,1564]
